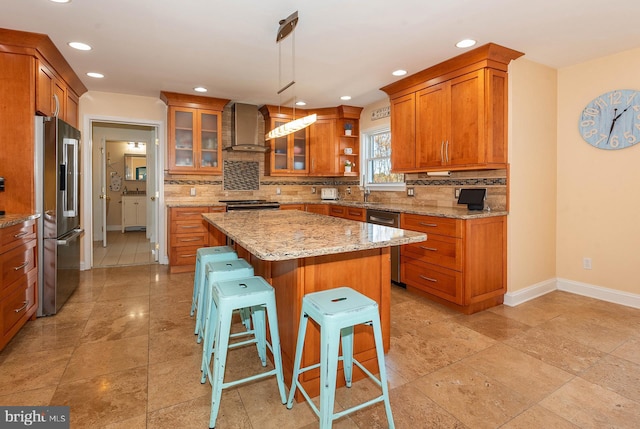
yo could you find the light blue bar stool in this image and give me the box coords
[207,276,287,429]
[286,287,395,429]
[191,245,237,339]
[199,258,257,382]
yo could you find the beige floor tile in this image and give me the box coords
[1,319,85,354]
[462,343,574,403]
[0,347,74,393]
[97,280,150,302]
[52,367,148,428]
[148,393,246,429]
[612,336,640,365]
[453,311,531,341]
[103,414,147,429]
[147,353,210,412]
[390,295,458,337]
[580,354,640,403]
[37,301,96,326]
[501,405,579,429]
[149,323,201,365]
[410,360,530,429]
[504,326,605,374]
[540,377,640,428]
[61,335,149,383]
[0,386,56,406]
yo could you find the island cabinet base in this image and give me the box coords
[236,245,391,401]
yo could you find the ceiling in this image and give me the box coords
[3,0,640,108]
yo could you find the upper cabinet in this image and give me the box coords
[381,43,523,173]
[161,92,230,175]
[260,106,309,176]
[36,60,81,128]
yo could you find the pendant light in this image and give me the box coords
[265,11,317,141]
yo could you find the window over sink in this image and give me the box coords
[362,127,404,191]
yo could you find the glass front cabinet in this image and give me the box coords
[260,105,309,176]
[161,92,230,174]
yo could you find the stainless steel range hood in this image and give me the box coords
[226,103,269,152]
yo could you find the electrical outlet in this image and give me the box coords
[276,187,281,195]
[407,187,415,197]
[346,187,351,195]
[190,187,196,196]
[583,257,592,270]
[311,187,316,194]
[455,188,461,198]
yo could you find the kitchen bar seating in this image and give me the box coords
[287,287,395,428]
[191,245,237,340]
[206,275,287,429]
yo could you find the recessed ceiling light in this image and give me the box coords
[194,87,207,93]
[49,0,71,3]
[456,39,476,48]
[68,42,91,51]
[86,72,104,78]
[295,101,306,106]
[392,69,407,76]
[340,96,351,101]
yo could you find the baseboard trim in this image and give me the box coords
[557,278,640,309]
[503,279,557,307]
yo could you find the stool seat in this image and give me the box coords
[207,276,287,429]
[191,246,237,338]
[286,287,395,428]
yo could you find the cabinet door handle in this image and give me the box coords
[419,246,438,252]
[440,141,444,162]
[419,275,437,283]
[445,140,449,163]
[13,231,28,238]
[418,222,438,227]
[180,238,201,242]
[180,225,200,229]
[180,254,197,258]
[14,301,29,313]
[181,212,200,216]
[13,261,29,271]
[53,93,60,117]
[369,216,394,225]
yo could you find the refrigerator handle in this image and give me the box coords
[57,228,83,245]
[62,137,79,217]
[59,164,66,191]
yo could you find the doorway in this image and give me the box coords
[90,121,160,268]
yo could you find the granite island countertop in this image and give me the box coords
[202,210,426,261]
[0,213,40,229]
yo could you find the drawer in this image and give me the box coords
[402,259,463,305]
[0,220,36,254]
[170,207,209,221]
[209,206,226,213]
[171,232,208,248]
[1,268,36,336]
[345,207,365,221]
[328,206,346,217]
[171,219,209,234]
[401,213,460,237]
[169,245,202,267]
[1,239,36,294]
[402,234,462,271]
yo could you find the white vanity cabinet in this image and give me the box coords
[121,195,147,232]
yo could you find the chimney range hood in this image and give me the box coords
[226,103,269,152]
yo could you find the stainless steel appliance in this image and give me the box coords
[321,188,338,200]
[366,209,402,286]
[221,199,281,211]
[35,116,83,316]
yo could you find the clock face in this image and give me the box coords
[579,89,640,150]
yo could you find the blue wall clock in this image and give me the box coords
[579,89,640,150]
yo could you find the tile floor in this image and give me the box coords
[92,230,154,268]
[1,264,639,428]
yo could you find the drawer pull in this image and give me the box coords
[180,225,200,229]
[180,238,201,242]
[13,261,29,271]
[418,222,438,227]
[181,212,200,216]
[13,231,29,238]
[14,301,29,313]
[419,275,437,283]
[180,254,196,258]
[419,246,438,252]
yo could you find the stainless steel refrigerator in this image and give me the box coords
[35,116,83,316]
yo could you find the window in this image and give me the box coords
[362,128,404,190]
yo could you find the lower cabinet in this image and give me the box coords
[328,205,366,221]
[400,213,506,314]
[168,206,226,274]
[305,204,329,215]
[279,204,305,211]
[121,195,147,232]
[1,219,38,351]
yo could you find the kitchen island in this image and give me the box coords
[202,210,426,398]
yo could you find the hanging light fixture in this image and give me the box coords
[266,11,317,141]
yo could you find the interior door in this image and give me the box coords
[100,138,108,247]
[147,129,159,262]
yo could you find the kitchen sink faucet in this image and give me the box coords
[363,187,371,202]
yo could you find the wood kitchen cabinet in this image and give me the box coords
[1,219,38,351]
[260,105,309,176]
[168,206,226,273]
[328,205,366,221]
[400,213,506,314]
[0,29,87,215]
[121,195,147,232]
[305,204,329,215]
[382,43,523,173]
[161,92,229,175]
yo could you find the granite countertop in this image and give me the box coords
[203,210,426,261]
[0,213,40,229]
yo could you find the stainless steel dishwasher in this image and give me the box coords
[366,209,402,286]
